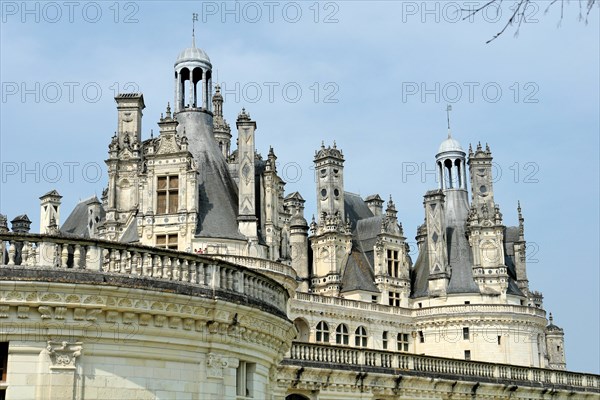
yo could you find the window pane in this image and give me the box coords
[156,235,166,246]
[169,176,179,189]
[169,192,178,213]
[157,193,167,214]
[157,176,167,190]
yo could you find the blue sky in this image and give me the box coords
[1,1,598,373]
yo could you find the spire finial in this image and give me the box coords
[446,104,452,138]
[192,13,198,47]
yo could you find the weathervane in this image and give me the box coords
[446,104,452,138]
[192,13,198,46]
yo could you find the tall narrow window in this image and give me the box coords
[316,321,329,343]
[418,331,425,343]
[156,234,178,250]
[355,326,368,347]
[397,333,409,352]
[236,361,255,398]
[382,331,388,350]
[335,324,349,345]
[464,350,471,360]
[0,341,7,400]
[157,175,179,214]
[386,249,400,277]
[0,342,7,382]
[463,327,470,340]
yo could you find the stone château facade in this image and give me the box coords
[1,35,598,400]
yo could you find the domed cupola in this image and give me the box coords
[435,106,467,191]
[174,33,213,113]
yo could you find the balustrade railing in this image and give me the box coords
[286,342,599,390]
[294,292,413,316]
[211,254,297,280]
[294,292,546,318]
[0,233,288,314]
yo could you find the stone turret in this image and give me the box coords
[212,84,232,158]
[236,109,258,240]
[39,190,62,234]
[365,194,384,216]
[310,142,352,295]
[288,193,309,292]
[546,314,566,370]
[11,214,31,233]
[0,214,9,233]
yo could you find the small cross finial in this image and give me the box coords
[446,104,452,138]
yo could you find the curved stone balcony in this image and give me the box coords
[210,254,298,296]
[0,232,288,317]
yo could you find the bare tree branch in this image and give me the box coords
[461,0,598,43]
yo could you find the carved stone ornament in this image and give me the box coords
[46,341,82,370]
[206,352,228,378]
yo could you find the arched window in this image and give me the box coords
[454,158,463,188]
[316,321,329,343]
[293,318,310,342]
[355,326,368,347]
[444,159,454,189]
[286,395,310,400]
[336,324,349,345]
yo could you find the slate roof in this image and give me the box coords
[340,246,379,294]
[356,216,383,253]
[503,226,524,296]
[175,111,244,240]
[444,191,480,294]
[121,219,139,243]
[60,196,104,238]
[411,239,430,298]
[411,190,480,298]
[344,192,374,230]
[338,192,381,294]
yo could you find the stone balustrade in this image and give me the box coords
[295,292,546,318]
[414,303,547,318]
[211,254,297,279]
[286,342,600,391]
[295,292,413,316]
[211,254,298,295]
[0,233,288,315]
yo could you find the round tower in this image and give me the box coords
[174,35,212,113]
[436,134,468,192]
[173,36,216,169]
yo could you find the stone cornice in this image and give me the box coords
[0,277,296,356]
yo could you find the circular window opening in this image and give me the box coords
[321,189,327,198]
[334,189,340,197]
